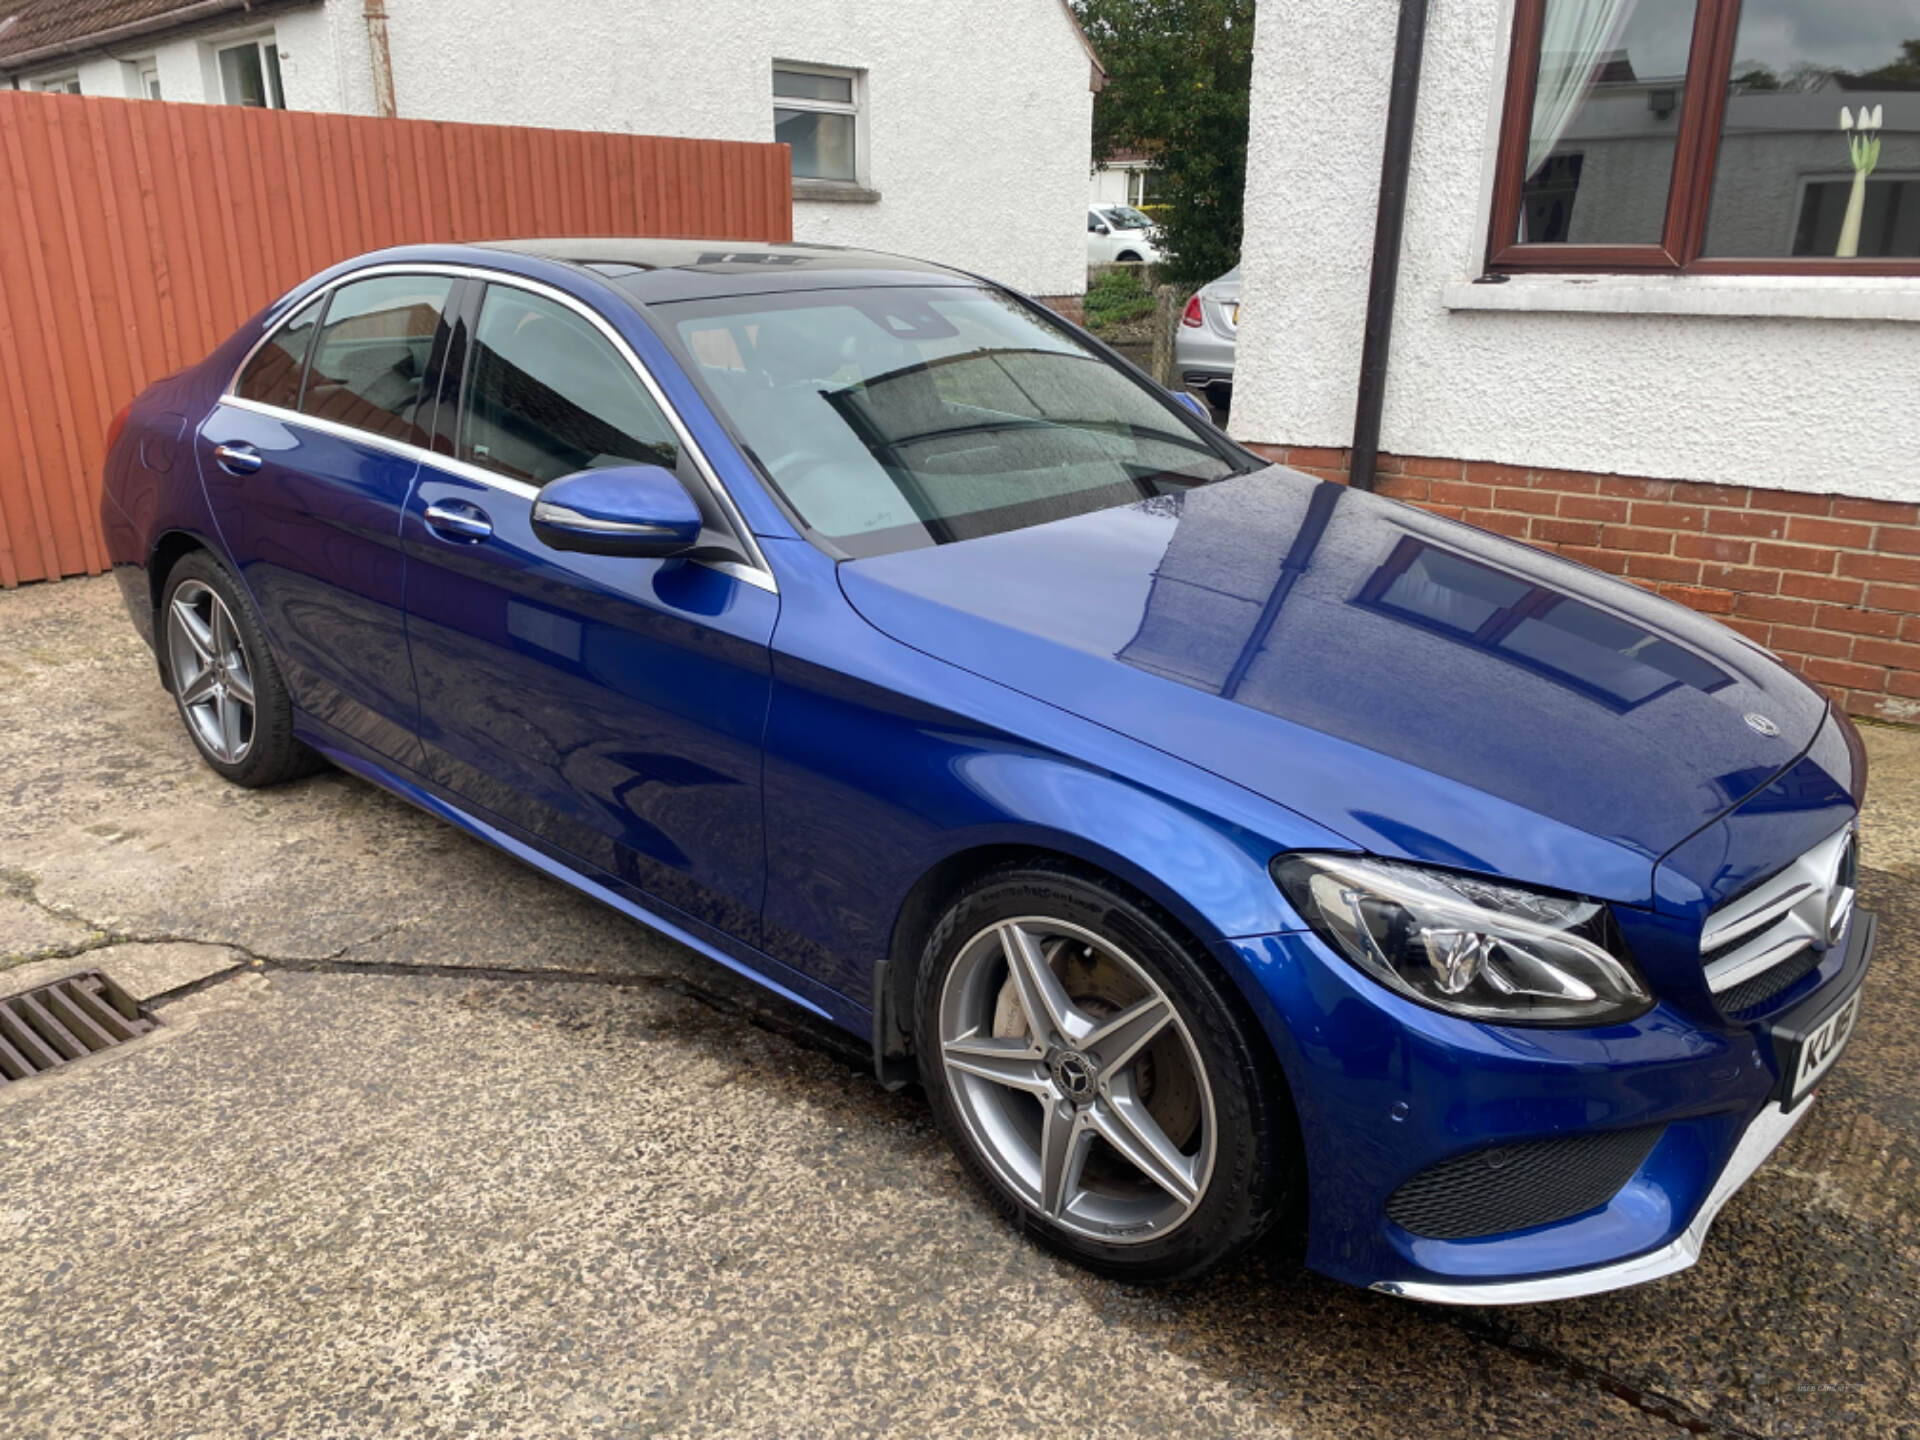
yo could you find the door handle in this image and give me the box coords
[424,499,493,542]
[212,443,263,475]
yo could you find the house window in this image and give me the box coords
[1126,168,1164,206]
[33,75,82,94]
[774,64,860,183]
[137,61,162,100]
[217,36,286,109]
[1489,0,1919,274]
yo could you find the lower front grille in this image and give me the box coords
[1719,945,1822,1015]
[0,971,157,1083]
[1386,1125,1665,1240]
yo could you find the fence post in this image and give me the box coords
[1151,284,1182,388]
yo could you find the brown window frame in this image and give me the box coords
[1487,0,1920,277]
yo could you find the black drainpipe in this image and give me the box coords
[1349,0,1434,492]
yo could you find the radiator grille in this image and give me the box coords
[1702,826,1854,1016]
[1386,1125,1665,1240]
[0,971,156,1083]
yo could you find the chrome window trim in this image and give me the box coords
[222,260,776,591]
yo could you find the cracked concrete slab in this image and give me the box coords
[1861,723,1920,880]
[0,969,1682,1440]
[0,576,733,988]
[0,889,99,967]
[0,940,243,1003]
[3,573,1918,1439]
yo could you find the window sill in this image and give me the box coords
[1442,273,1920,324]
[793,178,881,205]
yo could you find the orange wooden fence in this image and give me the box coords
[0,91,793,587]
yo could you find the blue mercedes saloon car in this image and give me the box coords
[101,239,1873,1303]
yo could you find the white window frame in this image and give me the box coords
[772,61,866,189]
[210,31,286,109]
[136,59,162,100]
[31,74,82,94]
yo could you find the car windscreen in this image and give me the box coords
[1102,205,1155,231]
[657,285,1243,557]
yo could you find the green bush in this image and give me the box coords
[1084,267,1156,330]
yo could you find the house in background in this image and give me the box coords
[1090,147,1156,207]
[1233,0,1920,725]
[0,0,1102,312]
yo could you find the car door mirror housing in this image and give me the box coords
[530,465,705,558]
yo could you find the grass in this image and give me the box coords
[1084,267,1157,332]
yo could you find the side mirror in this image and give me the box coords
[1094,222,1111,235]
[531,464,704,558]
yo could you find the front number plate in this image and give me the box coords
[1789,988,1861,1103]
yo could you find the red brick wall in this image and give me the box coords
[1037,294,1087,325]
[1245,444,1920,726]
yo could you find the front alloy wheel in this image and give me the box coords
[939,917,1216,1243]
[917,864,1292,1282]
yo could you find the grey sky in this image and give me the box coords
[1730,0,1920,74]
[1585,0,1918,80]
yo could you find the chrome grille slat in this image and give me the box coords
[1698,881,1815,954]
[1702,825,1855,1000]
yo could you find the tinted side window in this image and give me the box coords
[235,295,323,409]
[300,275,453,446]
[460,287,678,485]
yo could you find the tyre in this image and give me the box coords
[914,861,1294,1282]
[160,550,322,787]
[1116,250,1142,263]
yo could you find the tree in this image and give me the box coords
[1857,38,1920,87]
[1074,0,1255,287]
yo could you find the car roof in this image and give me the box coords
[475,237,976,303]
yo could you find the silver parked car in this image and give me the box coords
[1173,265,1238,422]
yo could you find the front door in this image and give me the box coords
[197,273,457,763]
[402,281,777,946]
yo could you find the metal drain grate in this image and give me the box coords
[0,970,157,1083]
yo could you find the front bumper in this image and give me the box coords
[1371,1097,1810,1304]
[1224,908,1875,1304]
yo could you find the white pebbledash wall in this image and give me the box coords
[1231,0,1920,502]
[25,0,1093,300]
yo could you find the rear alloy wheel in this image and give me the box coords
[916,865,1290,1282]
[161,551,321,787]
[167,578,256,766]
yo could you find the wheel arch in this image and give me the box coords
[875,826,1281,1086]
[146,529,219,688]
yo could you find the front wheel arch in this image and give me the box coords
[880,842,1282,1086]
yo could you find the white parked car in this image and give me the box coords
[1086,204,1164,265]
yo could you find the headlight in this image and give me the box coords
[1272,854,1651,1026]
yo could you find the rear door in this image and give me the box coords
[197,272,460,764]
[400,278,778,947]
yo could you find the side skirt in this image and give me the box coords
[300,729,871,1037]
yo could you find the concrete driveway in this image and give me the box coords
[3,575,1917,1440]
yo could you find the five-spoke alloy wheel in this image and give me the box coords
[160,550,321,788]
[939,916,1216,1244]
[917,864,1293,1282]
[166,578,256,765]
